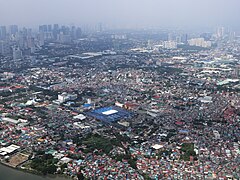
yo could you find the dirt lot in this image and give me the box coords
[8,153,29,167]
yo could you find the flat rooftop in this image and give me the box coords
[102,109,118,115]
[86,106,133,123]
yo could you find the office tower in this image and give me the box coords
[39,25,43,32]
[71,26,82,40]
[43,25,48,32]
[53,24,59,30]
[27,37,35,48]
[229,31,236,42]
[181,34,188,44]
[0,41,11,55]
[76,27,82,39]
[200,33,212,41]
[17,29,28,49]
[217,27,224,38]
[12,46,22,60]
[0,26,7,40]
[176,36,182,43]
[22,27,28,37]
[44,32,53,41]
[39,25,48,32]
[59,32,71,43]
[38,32,45,46]
[9,25,18,36]
[39,25,52,42]
[71,26,77,39]
[18,31,25,48]
[48,25,52,32]
[53,24,59,40]
[61,26,70,35]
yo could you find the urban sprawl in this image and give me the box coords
[0,24,239,180]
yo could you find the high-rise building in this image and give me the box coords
[176,36,182,43]
[188,38,211,48]
[48,25,52,32]
[229,31,236,42]
[53,24,59,40]
[61,26,70,35]
[200,33,212,41]
[71,26,77,39]
[17,31,28,49]
[76,27,82,39]
[38,32,45,46]
[12,46,22,60]
[53,24,59,30]
[217,27,225,38]
[27,37,35,48]
[58,32,71,44]
[163,41,177,49]
[39,25,48,32]
[22,27,28,36]
[181,34,188,44]
[0,41,11,55]
[9,25,18,36]
[27,28,32,37]
[0,26,7,40]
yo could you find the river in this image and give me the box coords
[0,163,69,180]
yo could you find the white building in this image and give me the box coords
[188,38,211,48]
[0,144,20,156]
[163,41,177,49]
[58,92,77,103]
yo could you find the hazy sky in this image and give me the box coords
[0,0,239,29]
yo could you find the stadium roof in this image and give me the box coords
[86,106,133,123]
[102,109,118,115]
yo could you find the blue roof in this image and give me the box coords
[83,103,93,108]
[179,130,189,133]
[86,106,133,123]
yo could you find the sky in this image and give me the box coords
[0,0,240,29]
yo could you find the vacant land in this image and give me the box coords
[8,153,29,167]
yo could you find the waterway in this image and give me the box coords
[0,163,69,180]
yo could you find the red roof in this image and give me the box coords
[125,102,139,108]
[175,121,184,125]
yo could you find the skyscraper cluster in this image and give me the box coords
[0,24,82,57]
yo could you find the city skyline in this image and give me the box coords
[0,0,240,29]
[0,1,240,180]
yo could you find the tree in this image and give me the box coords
[128,158,137,169]
[77,172,85,180]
